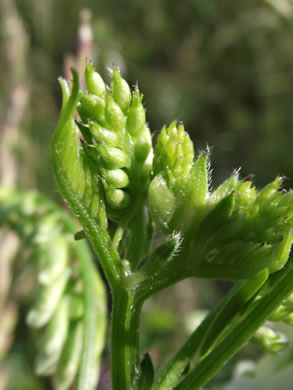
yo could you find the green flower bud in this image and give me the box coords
[78,93,105,122]
[100,168,129,188]
[255,176,283,208]
[96,144,130,169]
[149,122,208,234]
[105,188,130,210]
[105,93,125,133]
[234,180,256,209]
[153,122,194,180]
[148,174,176,232]
[188,151,209,210]
[134,128,152,162]
[111,67,131,112]
[278,189,293,208]
[126,89,146,137]
[85,63,106,97]
[252,325,288,353]
[267,229,293,273]
[89,122,119,147]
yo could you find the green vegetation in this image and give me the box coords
[2,1,293,389]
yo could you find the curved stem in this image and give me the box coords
[111,286,143,390]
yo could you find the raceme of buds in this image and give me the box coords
[189,174,293,280]
[148,121,209,234]
[0,189,106,390]
[77,63,153,220]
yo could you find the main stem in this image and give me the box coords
[111,286,142,390]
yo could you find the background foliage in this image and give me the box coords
[1,0,293,389]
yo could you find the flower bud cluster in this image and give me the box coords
[192,174,293,278]
[0,188,106,390]
[78,63,153,219]
[149,121,209,234]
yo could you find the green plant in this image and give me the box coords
[49,63,293,390]
[0,188,106,390]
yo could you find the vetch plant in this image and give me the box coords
[0,188,106,390]
[50,64,293,390]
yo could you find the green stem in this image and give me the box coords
[153,306,216,390]
[174,265,293,390]
[154,269,268,390]
[111,286,143,390]
[126,206,146,270]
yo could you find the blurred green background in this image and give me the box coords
[1,0,293,389]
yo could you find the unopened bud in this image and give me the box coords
[153,121,194,181]
[148,174,176,233]
[126,89,146,137]
[85,63,105,97]
[79,93,105,121]
[111,67,131,112]
[105,93,125,133]
[105,188,130,209]
[97,144,130,169]
[254,177,283,208]
[134,128,152,162]
[100,168,129,188]
[89,122,119,147]
[209,174,238,204]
